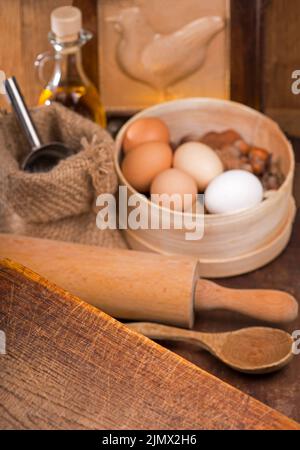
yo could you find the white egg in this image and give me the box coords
[205,170,264,214]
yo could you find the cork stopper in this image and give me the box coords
[51,6,82,41]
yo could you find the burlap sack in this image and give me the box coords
[0,102,126,248]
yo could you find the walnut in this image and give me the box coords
[200,131,223,149]
[201,129,242,149]
[219,129,242,146]
[248,147,270,175]
[216,145,242,170]
[234,139,251,155]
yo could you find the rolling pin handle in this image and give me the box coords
[195,279,298,323]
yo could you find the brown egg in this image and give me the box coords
[150,168,198,211]
[121,142,173,192]
[123,118,170,153]
[219,129,242,146]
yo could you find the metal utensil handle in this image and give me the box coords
[4,77,42,149]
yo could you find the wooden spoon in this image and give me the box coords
[127,322,294,374]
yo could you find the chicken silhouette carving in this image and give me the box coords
[107,7,224,94]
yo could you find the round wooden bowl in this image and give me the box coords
[114,98,296,278]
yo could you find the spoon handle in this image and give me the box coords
[196,280,298,323]
[4,77,42,149]
[127,322,218,353]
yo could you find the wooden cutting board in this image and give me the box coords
[0,259,299,430]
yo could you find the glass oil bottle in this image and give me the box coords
[36,6,106,127]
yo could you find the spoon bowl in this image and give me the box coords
[212,327,294,374]
[21,142,74,172]
[127,322,294,374]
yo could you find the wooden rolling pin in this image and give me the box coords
[0,233,298,328]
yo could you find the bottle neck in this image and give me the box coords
[49,42,90,88]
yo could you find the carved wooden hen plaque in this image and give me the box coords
[98,0,230,113]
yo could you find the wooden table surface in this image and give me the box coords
[2,260,299,430]
[159,143,300,423]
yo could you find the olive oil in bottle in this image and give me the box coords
[36,6,106,127]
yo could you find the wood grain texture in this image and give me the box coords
[127,322,294,374]
[0,259,299,430]
[74,0,99,88]
[263,0,300,135]
[230,0,264,110]
[229,0,298,119]
[1,233,298,327]
[98,0,229,113]
[196,279,298,323]
[0,235,199,328]
[0,0,22,110]
[161,163,300,423]
[1,0,299,125]
[0,0,98,109]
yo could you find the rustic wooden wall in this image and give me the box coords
[0,0,71,109]
[230,0,264,110]
[262,0,300,136]
[0,0,300,136]
[0,0,97,110]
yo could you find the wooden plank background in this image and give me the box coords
[230,0,264,110]
[262,0,300,136]
[0,0,93,110]
[0,0,299,135]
